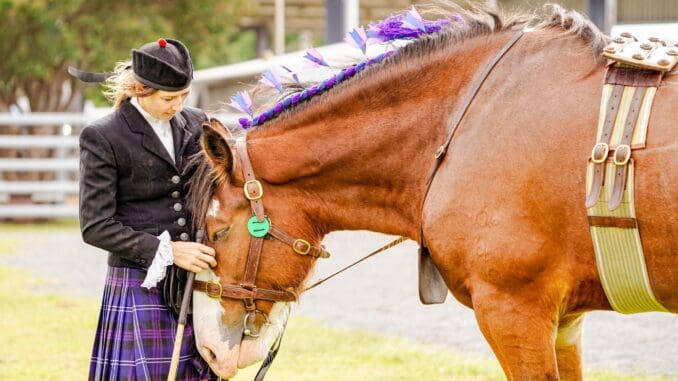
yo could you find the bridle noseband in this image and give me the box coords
[192,136,330,337]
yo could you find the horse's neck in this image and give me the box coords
[247,34,516,238]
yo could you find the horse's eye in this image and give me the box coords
[212,226,231,242]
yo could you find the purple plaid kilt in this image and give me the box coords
[89,266,216,381]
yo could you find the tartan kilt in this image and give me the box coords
[89,266,216,381]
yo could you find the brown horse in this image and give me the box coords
[188,4,677,380]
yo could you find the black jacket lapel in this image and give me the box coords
[171,111,193,171]
[120,99,178,171]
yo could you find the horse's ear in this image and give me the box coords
[201,118,243,184]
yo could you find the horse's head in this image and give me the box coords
[192,118,327,378]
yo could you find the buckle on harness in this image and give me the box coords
[205,280,223,299]
[591,142,609,164]
[613,144,631,166]
[244,180,263,200]
[293,239,311,255]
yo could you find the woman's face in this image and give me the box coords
[138,86,191,121]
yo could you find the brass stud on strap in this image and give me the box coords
[667,50,678,57]
[620,32,633,39]
[613,37,625,44]
[604,46,616,54]
[658,59,670,67]
[434,146,445,159]
[632,54,645,60]
[648,37,660,43]
[640,43,652,50]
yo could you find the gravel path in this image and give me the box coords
[1,229,676,376]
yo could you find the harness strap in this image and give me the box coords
[420,30,525,241]
[236,139,265,220]
[585,84,624,208]
[608,86,646,210]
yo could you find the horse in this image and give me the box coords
[187,3,677,380]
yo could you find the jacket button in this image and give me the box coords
[139,258,147,264]
[180,232,190,241]
[171,175,180,184]
[171,191,180,198]
[177,217,186,226]
[173,203,183,212]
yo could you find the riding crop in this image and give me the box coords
[167,230,203,381]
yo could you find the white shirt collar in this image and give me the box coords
[130,97,175,163]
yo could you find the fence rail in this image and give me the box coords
[0,111,92,219]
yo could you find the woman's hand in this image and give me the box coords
[170,241,217,273]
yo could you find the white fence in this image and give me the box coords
[0,112,99,219]
[0,109,240,220]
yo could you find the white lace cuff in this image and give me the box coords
[141,230,174,289]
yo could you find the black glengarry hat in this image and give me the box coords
[132,38,193,91]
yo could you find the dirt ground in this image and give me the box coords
[1,229,676,376]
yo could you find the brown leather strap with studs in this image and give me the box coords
[585,84,625,208]
[608,86,647,210]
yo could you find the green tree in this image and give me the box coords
[0,0,252,112]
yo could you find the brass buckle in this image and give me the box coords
[205,280,222,299]
[613,144,631,166]
[243,180,263,200]
[292,239,311,255]
[590,142,609,164]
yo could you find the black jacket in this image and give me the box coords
[79,99,207,269]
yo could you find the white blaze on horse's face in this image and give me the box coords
[193,268,291,378]
[192,268,240,378]
[207,198,220,217]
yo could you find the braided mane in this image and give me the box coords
[188,2,607,232]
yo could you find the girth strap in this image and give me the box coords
[585,84,624,208]
[608,87,646,210]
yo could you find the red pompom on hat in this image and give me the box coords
[157,38,167,47]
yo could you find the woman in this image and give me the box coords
[78,38,216,380]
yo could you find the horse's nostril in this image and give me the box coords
[202,346,216,362]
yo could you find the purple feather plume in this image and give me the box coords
[402,6,426,32]
[344,26,368,54]
[228,90,253,116]
[303,47,329,67]
[259,70,284,93]
[367,9,451,42]
[280,65,301,85]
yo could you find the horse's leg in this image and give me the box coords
[472,284,560,380]
[555,314,584,381]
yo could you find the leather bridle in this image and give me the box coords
[192,137,330,337]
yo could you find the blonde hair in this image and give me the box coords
[102,61,157,109]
